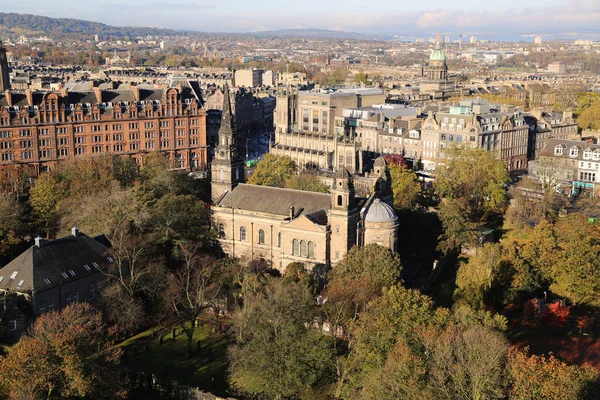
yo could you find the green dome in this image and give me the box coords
[429,47,447,62]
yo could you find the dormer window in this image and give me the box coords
[570,147,579,157]
[554,145,565,155]
[583,149,592,160]
[593,150,600,161]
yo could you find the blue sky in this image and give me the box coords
[3,0,600,38]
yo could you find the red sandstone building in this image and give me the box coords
[0,85,208,174]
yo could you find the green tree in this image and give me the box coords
[354,69,368,85]
[247,154,297,188]
[437,198,480,254]
[454,242,503,309]
[229,281,333,399]
[388,163,421,210]
[0,303,124,400]
[340,284,450,399]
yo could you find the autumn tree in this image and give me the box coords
[229,280,333,399]
[435,146,508,217]
[507,347,599,400]
[388,163,421,210]
[247,154,297,188]
[0,303,125,400]
[284,171,329,193]
[29,172,67,237]
[0,192,24,259]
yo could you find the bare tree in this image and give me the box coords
[165,241,227,355]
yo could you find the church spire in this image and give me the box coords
[219,82,236,139]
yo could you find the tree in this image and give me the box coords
[435,146,508,217]
[324,244,403,335]
[437,198,480,254]
[543,301,571,328]
[29,172,68,237]
[339,284,449,399]
[100,282,145,337]
[284,172,329,193]
[507,347,599,400]
[229,281,333,399]
[454,242,503,309]
[354,70,368,85]
[247,154,297,188]
[0,303,125,400]
[147,194,212,245]
[0,192,24,259]
[428,326,508,400]
[165,242,227,355]
[388,163,421,210]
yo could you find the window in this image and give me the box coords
[308,241,315,258]
[584,149,592,160]
[278,232,282,247]
[90,284,96,299]
[258,229,265,245]
[107,256,114,262]
[17,280,24,289]
[292,239,299,256]
[61,272,69,279]
[554,145,565,155]
[569,147,579,157]
[593,150,600,161]
[44,278,51,285]
[240,226,247,241]
[92,262,99,268]
[84,264,91,271]
[337,195,343,206]
[300,240,307,257]
[218,224,225,238]
[10,271,18,279]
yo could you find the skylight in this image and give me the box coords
[61,272,69,279]
[16,280,24,289]
[44,278,52,285]
[84,264,91,271]
[10,271,18,279]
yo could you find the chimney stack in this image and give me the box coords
[289,206,295,220]
[34,236,43,248]
[71,226,79,237]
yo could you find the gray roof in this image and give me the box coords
[540,138,600,160]
[0,233,110,294]
[216,184,331,217]
[365,198,397,223]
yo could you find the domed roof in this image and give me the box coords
[374,156,387,167]
[429,46,447,62]
[365,199,397,223]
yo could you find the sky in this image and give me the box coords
[3,0,600,40]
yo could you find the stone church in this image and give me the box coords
[211,85,398,273]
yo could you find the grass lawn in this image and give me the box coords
[119,322,230,397]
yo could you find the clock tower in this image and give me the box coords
[211,83,245,203]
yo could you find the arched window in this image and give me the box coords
[278,232,282,247]
[218,224,225,238]
[258,229,265,245]
[554,145,565,155]
[292,239,299,256]
[594,150,600,161]
[584,149,593,160]
[300,240,307,257]
[337,195,343,206]
[308,241,315,258]
[336,226,340,235]
[240,226,246,241]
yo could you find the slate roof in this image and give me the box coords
[0,233,110,294]
[216,184,331,217]
[540,138,600,160]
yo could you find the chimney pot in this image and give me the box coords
[71,226,79,237]
[34,236,43,248]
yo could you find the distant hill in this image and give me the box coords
[252,29,391,40]
[0,12,178,38]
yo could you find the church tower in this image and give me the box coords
[0,37,10,92]
[211,83,244,203]
[329,168,360,264]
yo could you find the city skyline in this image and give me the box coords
[3,0,600,40]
